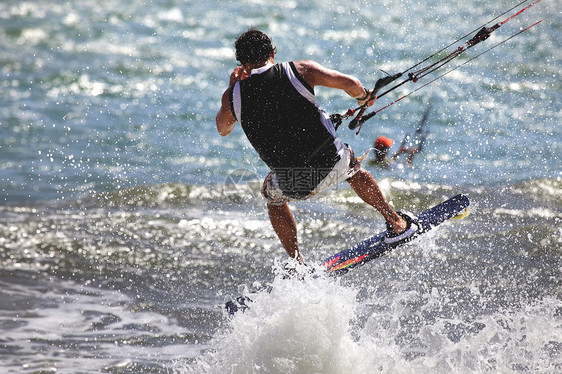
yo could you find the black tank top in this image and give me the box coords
[230,62,341,198]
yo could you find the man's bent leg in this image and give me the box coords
[267,202,303,263]
[347,169,407,234]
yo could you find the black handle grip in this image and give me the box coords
[348,73,403,130]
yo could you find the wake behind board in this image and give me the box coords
[225,194,470,314]
[321,194,470,276]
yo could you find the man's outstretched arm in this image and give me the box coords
[295,60,376,105]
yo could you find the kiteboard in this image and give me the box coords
[225,194,470,314]
[321,193,470,276]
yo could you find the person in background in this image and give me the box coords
[368,135,421,169]
[369,105,430,169]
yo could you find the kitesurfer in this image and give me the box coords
[216,28,418,263]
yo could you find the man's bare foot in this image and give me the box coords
[294,251,304,264]
[389,216,407,234]
[384,212,419,246]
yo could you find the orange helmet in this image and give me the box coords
[374,136,394,150]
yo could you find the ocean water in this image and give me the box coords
[0,0,561,373]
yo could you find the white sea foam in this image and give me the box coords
[180,270,562,374]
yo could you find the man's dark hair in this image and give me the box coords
[234,28,275,64]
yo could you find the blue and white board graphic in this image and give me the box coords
[321,194,470,276]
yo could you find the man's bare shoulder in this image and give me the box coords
[293,60,329,86]
[292,60,356,90]
[293,60,323,73]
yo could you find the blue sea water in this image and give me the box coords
[0,0,561,373]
